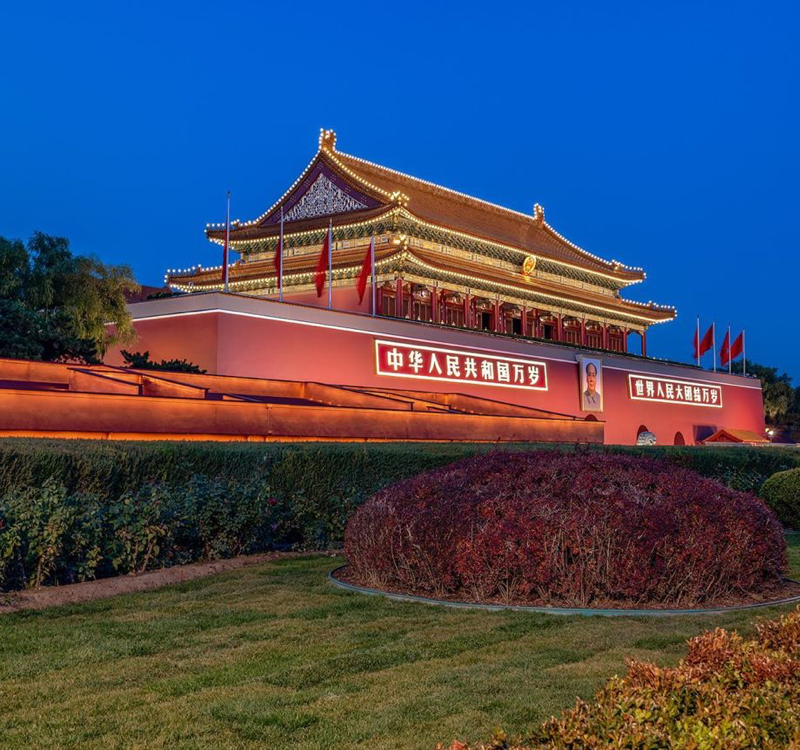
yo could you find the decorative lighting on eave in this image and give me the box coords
[204,128,636,274]
[190,129,672,316]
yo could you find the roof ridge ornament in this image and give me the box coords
[319,128,337,152]
[533,203,545,225]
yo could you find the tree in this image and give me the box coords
[0,232,140,363]
[731,359,792,387]
[0,237,28,298]
[120,350,206,374]
[732,359,799,425]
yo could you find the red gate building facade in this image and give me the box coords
[103,290,764,446]
[134,130,759,445]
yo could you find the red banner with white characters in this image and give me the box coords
[375,339,548,391]
[628,374,723,408]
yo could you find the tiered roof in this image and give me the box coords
[170,129,676,326]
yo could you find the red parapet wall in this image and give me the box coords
[104,293,765,446]
[0,356,601,444]
[0,389,599,443]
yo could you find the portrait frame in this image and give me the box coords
[577,355,603,412]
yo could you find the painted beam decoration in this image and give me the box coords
[628,373,723,408]
[375,340,548,391]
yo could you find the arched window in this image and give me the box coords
[411,286,432,322]
[539,314,557,340]
[474,298,493,331]
[585,322,603,349]
[562,317,581,344]
[674,431,686,446]
[444,294,464,327]
[380,282,396,317]
[607,326,624,352]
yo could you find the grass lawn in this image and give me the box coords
[1,533,798,750]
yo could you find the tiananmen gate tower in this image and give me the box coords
[0,130,766,445]
[172,129,674,353]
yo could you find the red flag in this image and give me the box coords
[356,239,373,304]
[693,324,714,359]
[315,231,330,297]
[719,329,731,365]
[730,331,744,360]
[272,235,282,276]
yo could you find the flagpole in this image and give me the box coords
[370,236,376,317]
[728,325,732,374]
[224,190,231,293]
[743,329,746,376]
[327,220,333,310]
[278,205,284,303]
[696,316,700,366]
[712,322,716,372]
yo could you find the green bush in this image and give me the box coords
[761,468,800,529]
[0,441,486,591]
[1,439,799,591]
[0,476,306,590]
[446,606,800,750]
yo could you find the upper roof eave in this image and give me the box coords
[398,247,675,323]
[168,244,674,324]
[395,206,645,286]
[203,129,648,286]
[330,141,646,281]
[204,132,402,239]
[207,204,397,244]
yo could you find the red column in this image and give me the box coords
[431,287,438,324]
[533,309,539,338]
[623,327,628,353]
[377,287,383,316]
[395,277,404,318]
[494,299,501,332]
[556,314,563,341]
[581,318,587,346]
[521,305,527,337]
[464,293,471,328]
[602,323,608,349]
[641,330,648,357]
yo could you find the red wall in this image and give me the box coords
[110,293,765,445]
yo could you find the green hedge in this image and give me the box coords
[0,439,799,591]
[614,444,800,492]
[0,441,488,591]
[0,475,338,591]
[761,468,800,529]
[1,439,798,496]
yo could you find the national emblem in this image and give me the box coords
[522,255,537,277]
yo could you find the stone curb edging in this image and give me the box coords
[329,566,800,618]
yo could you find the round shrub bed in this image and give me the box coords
[761,467,800,530]
[344,452,788,608]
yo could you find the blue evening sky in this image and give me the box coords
[2,2,798,375]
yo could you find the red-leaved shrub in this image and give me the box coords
[441,607,800,750]
[344,451,786,607]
